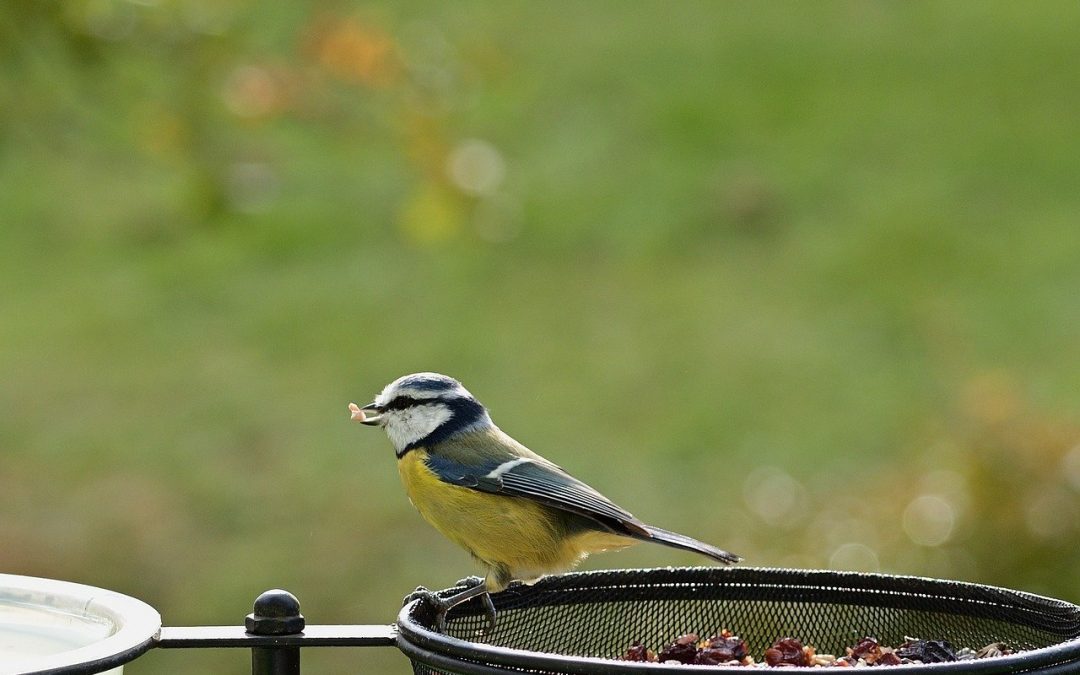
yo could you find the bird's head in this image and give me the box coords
[350,372,492,455]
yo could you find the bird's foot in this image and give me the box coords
[403,585,438,607]
[402,586,453,633]
[453,575,486,589]
[403,578,496,635]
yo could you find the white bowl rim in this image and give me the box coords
[0,573,160,674]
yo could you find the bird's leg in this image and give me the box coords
[477,589,497,636]
[403,576,497,634]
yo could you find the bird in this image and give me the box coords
[349,372,740,632]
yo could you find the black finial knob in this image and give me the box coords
[245,589,305,635]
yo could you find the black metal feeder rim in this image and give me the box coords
[393,567,1080,675]
[486,567,1078,610]
[414,567,1080,628]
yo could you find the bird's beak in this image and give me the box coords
[348,401,384,426]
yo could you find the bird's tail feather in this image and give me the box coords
[637,525,741,565]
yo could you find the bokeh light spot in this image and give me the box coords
[902,495,955,547]
[742,466,806,528]
[829,543,880,572]
[222,65,281,119]
[447,139,505,197]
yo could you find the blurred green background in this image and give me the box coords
[2,1,1079,672]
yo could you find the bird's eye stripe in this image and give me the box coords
[383,395,440,411]
[384,396,417,411]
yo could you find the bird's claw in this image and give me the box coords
[402,578,497,635]
[450,577,496,635]
[403,585,437,606]
[403,586,453,632]
[453,575,485,589]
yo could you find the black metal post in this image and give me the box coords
[245,589,305,675]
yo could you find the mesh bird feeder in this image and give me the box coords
[396,567,1080,674]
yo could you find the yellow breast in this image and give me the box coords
[397,449,631,586]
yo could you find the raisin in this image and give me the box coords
[897,639,957,663]
[849,637,880,660]
[845,637,902,666]
[696,633,748,665]
[765,637,808,666]
[622,642,655,662]
[658,633,700,664]
[876,651,903,666]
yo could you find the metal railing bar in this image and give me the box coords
[156,624,398,649]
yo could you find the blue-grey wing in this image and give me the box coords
[424,453,649,537]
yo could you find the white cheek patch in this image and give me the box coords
[385,404,453,451]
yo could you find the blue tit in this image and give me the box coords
[349,372,740,631]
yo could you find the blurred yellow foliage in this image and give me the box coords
[399,183,464,246]
[305,14,400,87]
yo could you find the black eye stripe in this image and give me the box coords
[383,395,433,411]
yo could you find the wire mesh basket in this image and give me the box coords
[396,567,1080,674]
